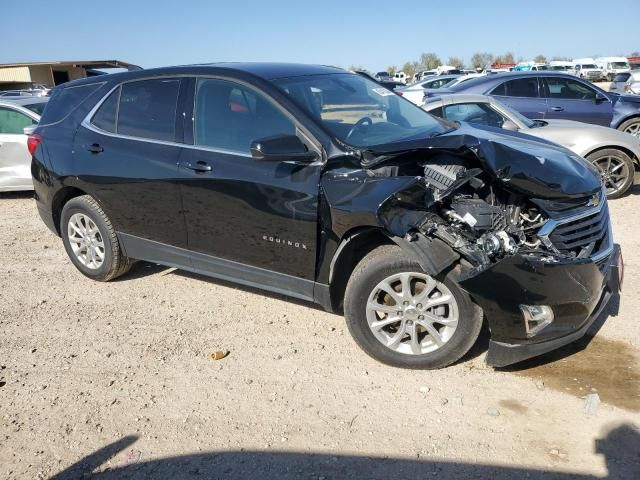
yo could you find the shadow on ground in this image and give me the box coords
[49,425,639,479]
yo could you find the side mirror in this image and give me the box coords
[502,120,520,131]
[250,134,317,162]
[595,93,608,104]
[23,124,37,135]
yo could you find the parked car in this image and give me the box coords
[438,72,640,137]
[396,75,460,104]
[0,97,48,191]
[354,71,404,91]
[375,71,391,82]
[595,57,631,82]
[512,62,548,71]
[571,58,603,82]
[609,72,632,94]
[623,71,640,96]
[423,94,640,198]
[393,71,407,84]
[439,73,486,89]
[31,63,621,369]
[0,85,51,97]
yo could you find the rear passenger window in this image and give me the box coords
[117,79,181,141]
[492,78,539,97]
[91,87,119,133]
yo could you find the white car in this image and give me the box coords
[423,94,640,198]
[0,97,48,192]
[396,75,460,104]
[440,73,486,89]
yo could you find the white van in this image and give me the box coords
[595,57,631,81]
[571,58,603,82]
[549,61,573,72]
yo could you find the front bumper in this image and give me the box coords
[460,244,622,367]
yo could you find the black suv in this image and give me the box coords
[30,63,622,369]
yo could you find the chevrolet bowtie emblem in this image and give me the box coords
[587,194,600,207]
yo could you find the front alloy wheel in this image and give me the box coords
[586,148,634,199]
[344,245,483,369]
[366,272,459,355]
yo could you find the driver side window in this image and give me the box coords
[544,77,596,100]
[194,79,296,154]
[443,103,504,128]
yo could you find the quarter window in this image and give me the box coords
[194,78,295,154]
[492,78,539,98]
[544,77,596,100]
[92,87,119,133]
[117,79,181,141]
[0,107,35,134]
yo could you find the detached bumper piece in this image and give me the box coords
[460,244,622,367]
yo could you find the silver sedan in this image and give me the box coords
[0,97,48,192]
[423,94,640,198]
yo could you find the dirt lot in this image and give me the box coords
[1,187,639,479]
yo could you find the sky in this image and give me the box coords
[2,0,638,72]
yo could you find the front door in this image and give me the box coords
[178,77,322,281]
[0,106,37,191]
[73,78,188,248]
[541,76,613,126]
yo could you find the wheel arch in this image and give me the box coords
[584,145,640,168]
[614,113,640,131]
[327,227,461,313]
[51,186,88,235]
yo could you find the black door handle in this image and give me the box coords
[185,160,212,173]
[551,107,564,112]
[87,143,104,154]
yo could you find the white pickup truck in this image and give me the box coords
[571,58,603,82]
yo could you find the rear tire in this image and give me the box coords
[343,245,482,369]
[586,148,634,199]
[60,195,131,281]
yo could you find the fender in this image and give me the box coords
[390,233,460,276]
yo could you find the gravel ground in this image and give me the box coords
[1,188,639,480]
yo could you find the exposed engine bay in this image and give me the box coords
[368,147,608,270]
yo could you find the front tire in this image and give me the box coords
[60,195,131,281]
[344,245,482,369]
[618,117,640,139]
[586,148,634,199]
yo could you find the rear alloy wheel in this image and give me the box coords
[619,117,640,138]
[344,245,482,369]
[61,195,131,281]
[586,149,634,199]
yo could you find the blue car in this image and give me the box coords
[431,71,640,137]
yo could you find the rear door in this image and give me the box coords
[0,105,38,191]
[489,77,548,119]
[73,77,188,248]
[541,76,613,126]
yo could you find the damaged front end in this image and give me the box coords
[355,127,622,366]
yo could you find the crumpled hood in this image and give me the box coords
[361,122,601,199]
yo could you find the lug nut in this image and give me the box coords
[417,303,422,309]
[418,315,424,320]
[403,301,409,306]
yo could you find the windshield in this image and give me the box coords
[582,64,597,69]
[493,99,536,128]
[612,62,629,69]
[274,73,446,148]
[23,102,47,115]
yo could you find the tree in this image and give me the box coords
[348,64,365,72]
[401,61,420,80]
[419,52,442,70]
[447,56,464,69]
[470,52,493,70]
[551,56,571,61]
[503,52,515,64]
[386,65,397,75]
[534,54,547,64]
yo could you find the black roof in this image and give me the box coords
[61,63,347,89]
